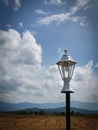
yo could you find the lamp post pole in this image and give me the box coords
[66,92,71,130]
[56,50,76,130]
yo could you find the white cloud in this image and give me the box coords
[19,22,23,28]
[74,60,93,81]
[0,29,98,103]
[80,20,88,26]
[70,16,88,26]
[95,63,98,67]
[77,0,90,8]
[35,9,48,15]
[50,0,65,5]
[0,29,42,103]
[71,60,98,103]
[14,0,21,11]
[38,13,70,25]
[0,29,61,103]
[44,0,65,5]
[38,0,90,26]
[70,16,80,22]
[70,0,90,14]
[2,0,21,11]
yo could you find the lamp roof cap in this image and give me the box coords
[57,50,76,65]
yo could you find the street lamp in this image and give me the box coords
[56,50,76,130]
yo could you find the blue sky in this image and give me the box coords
[0,0,98,104]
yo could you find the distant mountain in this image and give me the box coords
[17,107,98,115]
[0,101,66,112]
[71,101,98,111]
[0,100,98,112]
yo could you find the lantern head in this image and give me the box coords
[56,50,76,93]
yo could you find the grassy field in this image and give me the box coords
[0,113,98,130]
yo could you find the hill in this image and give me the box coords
[17,107,98,115]
[0,101,98,113]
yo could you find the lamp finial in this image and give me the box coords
[64,50,67,55]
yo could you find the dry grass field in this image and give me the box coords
[0,113,98,130]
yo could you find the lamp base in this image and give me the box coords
[61,90,74,93]
[61,81,74,93]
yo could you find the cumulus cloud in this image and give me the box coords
[0,29,61,103]
[71,60,98,103]
[0,29,42,103]
[0,29,98,103]
[38,0,90,26]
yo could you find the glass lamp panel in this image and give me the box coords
[70,64,75,79]
[68,65,71,78]
[58,65,63,79]
[64,66,69,78]
[58,65,69,80]
[58,61,75,80]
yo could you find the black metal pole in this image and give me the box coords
[66,92,71,130]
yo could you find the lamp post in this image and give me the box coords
[56,50,76,130]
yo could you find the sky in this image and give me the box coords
[0,0,98,104]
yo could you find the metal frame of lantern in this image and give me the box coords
[56,50,76,93]
[56,50,76,130]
